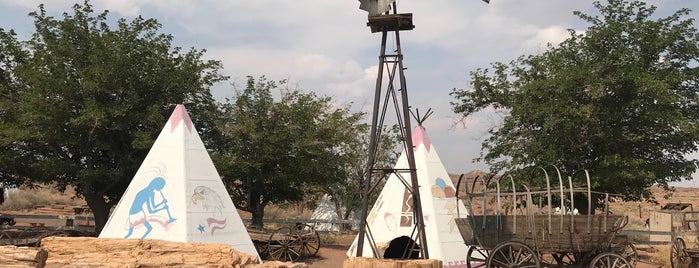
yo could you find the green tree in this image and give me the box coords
[0,2,226,233]
[214,76,366,228]
[450,0,699,201]
[316,124,400,231]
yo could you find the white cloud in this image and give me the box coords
[519,25,570,55]
[0,0,72,10]
[205,46,374,105]
[0,0,141,17]
[102,0,139,17]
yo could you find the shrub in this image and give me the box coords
[0,185,82,211]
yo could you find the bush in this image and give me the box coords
[0,185,82,211]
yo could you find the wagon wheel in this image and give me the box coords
[267,227,302,262]
[612,241,637,267]
[671,237,691,268]
[294,223,320,257]
[486,241,540,268]
[0,231,14,246]
[253,240,268,259]
[589,252,631,268]
[466,246,488,268]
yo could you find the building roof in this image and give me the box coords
[660,202,693,211]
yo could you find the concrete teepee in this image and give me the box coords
[99,104,259,260]
[347,125,469,267]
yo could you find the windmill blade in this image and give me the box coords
[359,0,395,15]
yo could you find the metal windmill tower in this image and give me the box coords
[355,0,429,259]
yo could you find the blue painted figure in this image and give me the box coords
[124,177,176,239]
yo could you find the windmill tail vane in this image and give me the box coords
[359,0,395,15]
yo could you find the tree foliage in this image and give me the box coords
[450,0,699,201]
[318,124,400,230]
[214,76,367,227]
[0,1,226,232]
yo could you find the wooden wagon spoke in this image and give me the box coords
[589,252,631,268]
[294,223,320,257]
[266,227,303,262]
[612,241,637,267]
[487,241,540,268]
[268,248,290,261]
[300,240,319,257]
[671,237,690,268]
[267,243,302,262]
[466,246,488,268]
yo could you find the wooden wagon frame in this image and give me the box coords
[669,210,699,268]
[247,223,320,262]
[455,168,637,267]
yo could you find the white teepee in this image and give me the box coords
[310,194,359,232]
[99,104,259,260]
[347,125,469,267]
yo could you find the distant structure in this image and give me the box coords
[648,203,696,242]
[99,104,259,261]
[310,194,359,232]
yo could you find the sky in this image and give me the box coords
[1,0,698,187]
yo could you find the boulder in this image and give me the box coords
[343,257,442,268]
[41,237,259,267]
[0,245,47,268]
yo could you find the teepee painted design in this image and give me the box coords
[347,125,469,268]
[99,104,259,259]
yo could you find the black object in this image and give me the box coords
[0,215,15,226]
[383,236,421,259]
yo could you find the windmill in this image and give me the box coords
[355,0,490,261]
[355,0,427,259]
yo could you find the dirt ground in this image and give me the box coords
[303,244,350,268]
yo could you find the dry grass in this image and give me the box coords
[0,184,83,211]
[264,204,313,220]
[652,244,671,267]
[320,233,356,246]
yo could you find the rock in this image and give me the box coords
[0,245,48,268]
[343,257,442,268]
[41,237,259,267]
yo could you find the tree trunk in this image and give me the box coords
[250,208,265,228]
[342,208,354,232]
[333,197,347,232]
[83,191,112,234]
[248,194,268,229]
